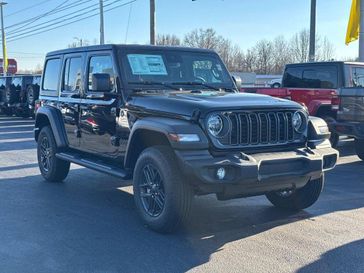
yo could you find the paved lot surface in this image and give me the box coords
[0,116,363,273]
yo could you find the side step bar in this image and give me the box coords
[56,152,129,179]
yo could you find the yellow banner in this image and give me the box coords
[346,0,360,45]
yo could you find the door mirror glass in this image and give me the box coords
[91,73,111,92]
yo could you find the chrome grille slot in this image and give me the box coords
[219,110,299,148]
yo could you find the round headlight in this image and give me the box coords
[207,114,224,137]
[292,111,306,132]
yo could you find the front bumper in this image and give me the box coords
[176,145,338,199]
[334,121,364,139]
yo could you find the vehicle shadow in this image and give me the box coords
[1,164,364,273]
[296,239,364,273]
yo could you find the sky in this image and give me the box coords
[2,0,358,70]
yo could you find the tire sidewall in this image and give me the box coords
[37,126,58,180]
[133,146,189,231]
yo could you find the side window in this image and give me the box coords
[282,67,302,87]
[43,58,61,91]
[88,55,115,92]
[352,67,364,87]
[63,57,82,92]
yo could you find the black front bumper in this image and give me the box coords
[176,145,338,199]
[334,121,364,139]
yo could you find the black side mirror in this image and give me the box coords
[232,75,242,90]
[92,73,111,92]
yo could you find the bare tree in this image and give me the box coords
[254,40,274,74]
[290,29,310,63]
[184,28,222,50]
[156,34,181,46]
[316,37,335,61]
[272,36,293,74]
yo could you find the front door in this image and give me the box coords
[79,53,124,160]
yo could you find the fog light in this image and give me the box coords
[216,167,226,180]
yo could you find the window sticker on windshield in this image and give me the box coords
[127,54,168,75]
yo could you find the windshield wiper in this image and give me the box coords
[128,81,180,91]
[171,81,227,91]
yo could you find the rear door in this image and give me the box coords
[59,54,84,148]
[338,88,364,122]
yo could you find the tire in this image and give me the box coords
[355,139,364,161]
[5,86,19,105]
[37,126,70,182]
[266,175,324,211]
[26,85,39,106]
[133,146,193,233]
[322,116,339,148]
[272,83,281,88]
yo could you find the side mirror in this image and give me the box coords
[91,73,111,92]
[232,75,242,90]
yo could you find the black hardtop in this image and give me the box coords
[285,61,364,68]
[46,44,216,57]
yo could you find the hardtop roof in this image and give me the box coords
[285,61,364,67]
[46,44,216,57]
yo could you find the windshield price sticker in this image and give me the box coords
[127,54,168,75]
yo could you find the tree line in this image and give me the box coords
[156,28,336,75]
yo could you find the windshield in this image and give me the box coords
[120,49,234,91]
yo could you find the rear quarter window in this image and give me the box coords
[42,58,61,92]
[283,65,338,88]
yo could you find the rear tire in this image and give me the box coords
[37,126,70,182]
[133,146,193,233]
[355,139,364,161]
[266,176,324,210]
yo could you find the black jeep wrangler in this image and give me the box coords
[35,45,338,233]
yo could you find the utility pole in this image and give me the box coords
[150,0,155,45]
[0,1,7,76]
[309,0,316,62]
[360,0,364,61]
[99,0,105,45]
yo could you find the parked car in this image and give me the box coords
[34,44,338,233]
[26,75,41,118]
[5,75,35,117]
[269,78,282,88]
[0,76,12,115]
[334,87,364,160]
[241,61,364,147]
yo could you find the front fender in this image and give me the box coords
[35,106,68,148]
[124,117,209,170]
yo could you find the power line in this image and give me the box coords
[5,0,91,30]
[124,1,133,43]
[7,0,137,43]
[5,0,54,18]
[7,0,124,40]
[7,0,106,36]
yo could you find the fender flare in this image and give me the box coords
[34,106,68,148]
[124,117,208,170]
[307,100,332,116]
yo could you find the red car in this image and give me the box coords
[241,61,364,146]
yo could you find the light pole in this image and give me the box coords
[150,0,155,45]
[360,0,364,61]
[309,0,316,62]
[99,0,105,45]
[0,1,7,76]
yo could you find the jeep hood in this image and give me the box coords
[127,91,303,119]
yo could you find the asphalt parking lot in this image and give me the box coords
[0,116,363,273]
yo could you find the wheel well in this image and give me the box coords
[316,106,336,119]
[125,129,171,171]
[35,114,50,141]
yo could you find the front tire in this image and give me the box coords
[355,139,364,161]
[37,126,70,182]
[266,176,324,210]
[133,146,193,233]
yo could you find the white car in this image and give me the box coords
[269,78,282,88]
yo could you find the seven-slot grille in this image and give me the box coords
[219,111,297,147]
